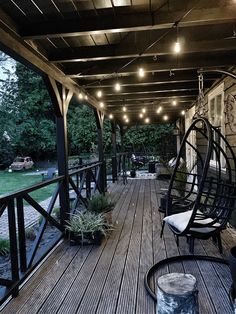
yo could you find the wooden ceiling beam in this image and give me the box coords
[89,81,212,95]
[83,74,218,88]
[65,53,235,77]
[50,39,236,63]
[106,95,197,103]
[21,5,236,39]
[103,90,198,101]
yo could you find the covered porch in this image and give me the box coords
[1,179,234,314]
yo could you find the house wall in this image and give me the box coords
[184,68,236,227]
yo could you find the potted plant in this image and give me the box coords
[87,194,115,224]
[66,211,112,246]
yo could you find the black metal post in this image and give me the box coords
[56,113,70,224]
[94,109,106,194]
[44,76,72,226]
[16,197,27,272]
[111,121,117,183]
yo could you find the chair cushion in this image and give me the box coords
[164,210,220,233]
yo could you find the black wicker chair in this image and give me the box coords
[163,118,236,253]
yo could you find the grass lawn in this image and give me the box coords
[0,170,57,203]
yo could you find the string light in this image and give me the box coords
[163,115,168,121]
[173,25,181,54]
[99,102,104,108]
[125,118,129,123]
[96,90,102,98]
[156,106,162,114]
[84,95,88,100]
[123,114,127,120]
[174,41,181,53]
[138,67,145,78]
[114,82,121,91]
[145,117,150,123]
[172,100,177,106]
[78,92,83,100]
[142,108,146,113]
[109,114,114,119]
[181,110,185,115]
[139,113,144,118]
[123,105,127,112]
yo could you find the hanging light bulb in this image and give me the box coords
[114,82,121,91]
[123,114,127,120]
[84,95,88,100]
[96,90,102,98]
[78,92,84,100]
[145,117,150,123]
[138,67,145,78]
[109,114,114,119]
[125,118,129,123]
[173,25,181,54]
[139,113,144,118]
[142,108,146,113]
[181,110,185,115]
[99,102,104,108]
[174,41,181,53]
[172,100,177,106]
[163,115,168,121]
[123,105,127,112]
[156,106,162,114]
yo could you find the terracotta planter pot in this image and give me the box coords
[229,246,236,292]
[69,230,103,246]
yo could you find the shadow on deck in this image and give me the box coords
[1,179,235,314]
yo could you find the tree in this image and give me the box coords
[13,63,56,159]
[123,124,175,159]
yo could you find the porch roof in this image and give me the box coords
[0,1,235,125]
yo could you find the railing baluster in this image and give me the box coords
[86,170,91,199]
[8,198,19,297]
[16,197,27,272]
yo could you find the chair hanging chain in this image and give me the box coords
[198,73,204,95]
[195,73,207,118]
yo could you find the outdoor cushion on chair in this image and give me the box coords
[164,210,220,234]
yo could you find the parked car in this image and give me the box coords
[9,157,34,171]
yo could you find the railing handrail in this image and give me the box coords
[0,175,64,202]
[68,159,99,171]
[69,161,103,176]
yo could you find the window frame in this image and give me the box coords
[208,83,225,169]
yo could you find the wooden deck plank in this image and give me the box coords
[96,180,141,314]
[56,181,135,314]
[136,180,155,314]
[115,180,144,314]
[1,243,79,314]
[178,238,216,314]
[77,180,141,314]
[1,179,234,314]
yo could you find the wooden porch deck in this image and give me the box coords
[2,179,235,314]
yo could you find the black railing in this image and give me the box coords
[69,161,103,209]
[0,161,104,305]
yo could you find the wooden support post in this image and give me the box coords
[94,109,106,194]
[157,273,199,314]
[44,76,73,225]
[111,121,117,183]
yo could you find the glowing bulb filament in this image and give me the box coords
[138,68,145,77]
[97,90,102,98]
[115,82,121,91]
[174,41,181,53]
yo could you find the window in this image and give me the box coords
[208,83,225,167]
